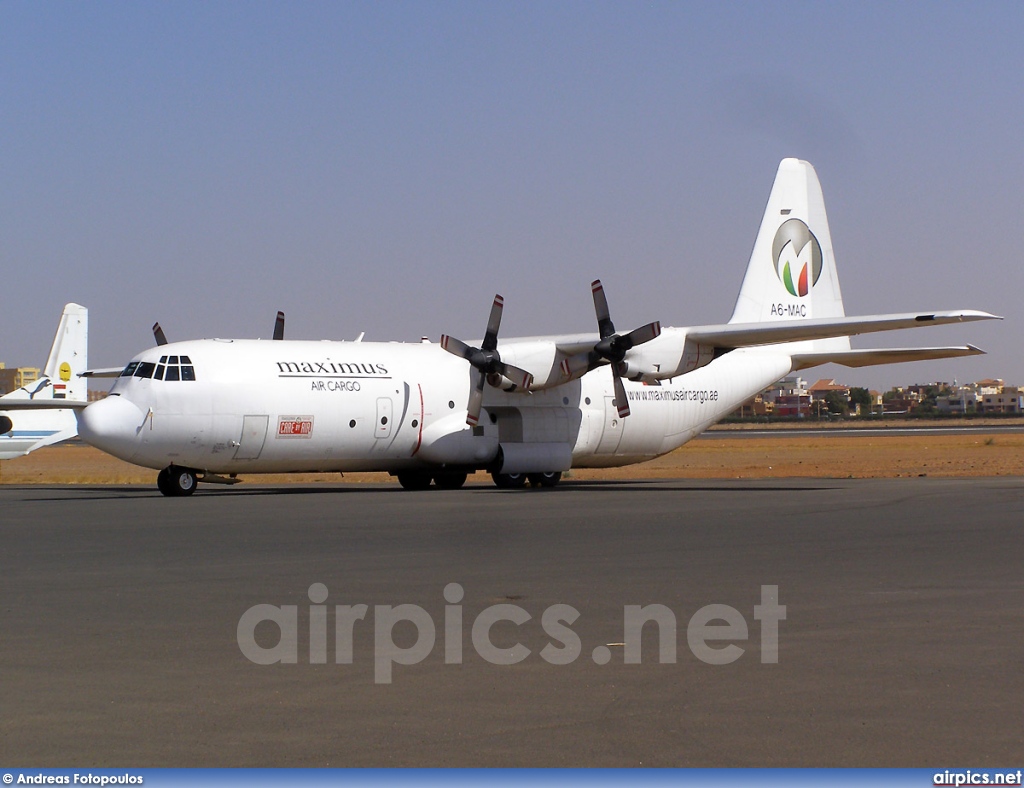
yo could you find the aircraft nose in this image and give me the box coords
[78,396,146,460]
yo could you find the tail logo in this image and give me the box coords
[772,219,822,298]
[59,362,72,382]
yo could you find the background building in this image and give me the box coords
[0,364,41,396]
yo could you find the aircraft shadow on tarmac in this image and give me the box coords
[16,479,838,502]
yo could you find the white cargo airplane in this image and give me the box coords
[7,159,999,495]
[0,303,88,459]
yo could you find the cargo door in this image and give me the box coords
[234,415,269,460]
[595,396,623,454]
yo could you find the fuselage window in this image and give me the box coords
[181,366,196,381]
[134,362,157,379]
[165,366,180,381]
[121,361,140,377]
[155,364,166,380]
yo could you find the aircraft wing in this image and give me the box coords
[790,345,985,370]
[686,310,1000,348]
[500,311,999,356]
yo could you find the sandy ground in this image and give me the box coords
[3,425,1023,485]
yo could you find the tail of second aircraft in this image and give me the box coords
[0,303,88,459]
[41,302,89,401]
[728,158,850,353]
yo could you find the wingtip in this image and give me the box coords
[956,310,1003,321]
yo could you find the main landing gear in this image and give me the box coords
[492,471,562,489]
[396,470,562,490]
[157,466,198,497]
[396,470,470,490]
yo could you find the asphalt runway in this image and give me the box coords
[698,424,1024,438]
[1,478,1022,766]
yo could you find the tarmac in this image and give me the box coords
[1,478,1022,766]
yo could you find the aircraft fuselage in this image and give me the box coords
[77,338,792,476]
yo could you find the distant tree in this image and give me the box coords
[849,387,873,414]
[822,390,849,415]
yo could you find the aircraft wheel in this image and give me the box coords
[528,471,562,488]
[159,466,198,497]
[491,472,527,489]
[433,471,468,490]
[397,471,433,490]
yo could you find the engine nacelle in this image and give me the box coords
[666,338,717,378]
[613,330,717,381]
[494,340,564,390]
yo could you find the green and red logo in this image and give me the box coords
[772,219,822,298]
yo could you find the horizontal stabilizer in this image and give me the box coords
[689,310,1000,349]
[80,368,124,379]
[791,345,985,371]
[0,399,90,410]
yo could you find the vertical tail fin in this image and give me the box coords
[0,304,87,458]
[42,303,89,402]
[729,159,849,352]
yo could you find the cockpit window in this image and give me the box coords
[121,356,195,382]
[157,356,196,382]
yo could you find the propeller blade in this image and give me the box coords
[612,371,630,418]
[466,373,486,427]
[482,295,504,352]
[623,321,661,348]
[153,323,168,346]
[560,351,599,380]
[493,361,534,391]
[273,311,285,341]
[440,334,474,360]
[591,280,615,338]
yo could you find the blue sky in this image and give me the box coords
[2,2,1020,390]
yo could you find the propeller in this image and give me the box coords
[560,279,661,418]
[440,295,534,427]
[152,311,286,345]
